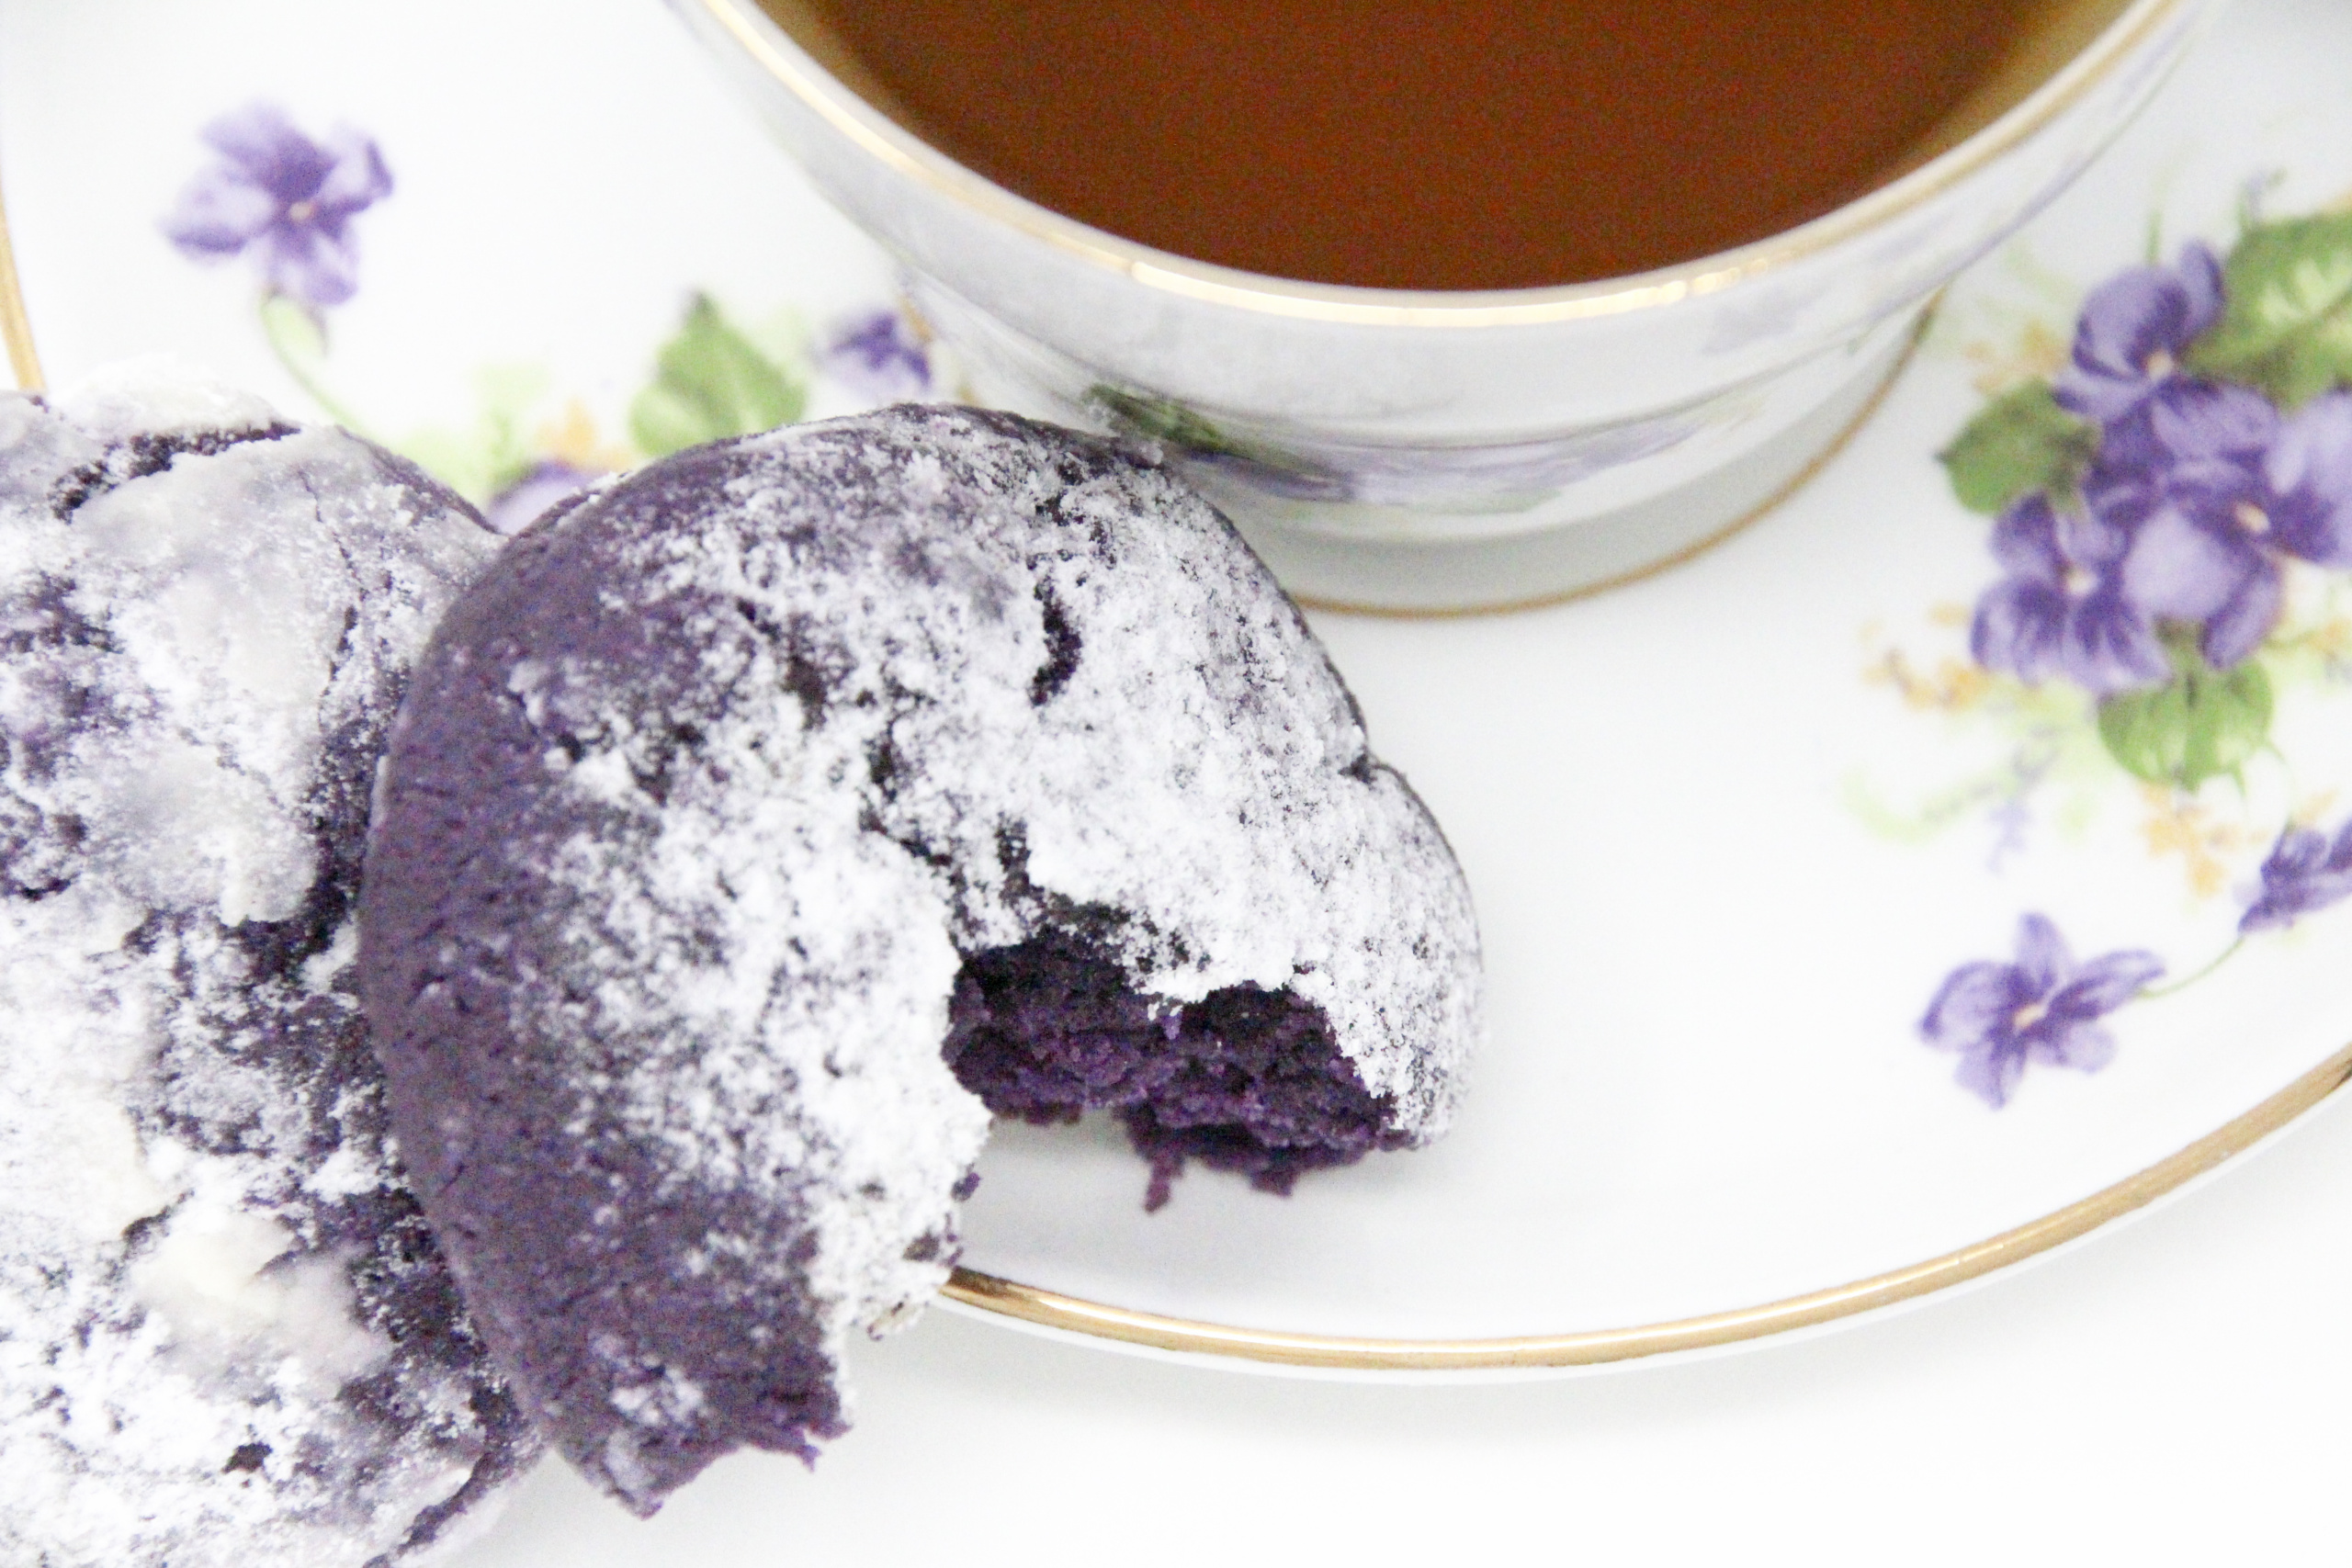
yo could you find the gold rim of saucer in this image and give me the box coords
[941,1040,2352,1370]
[0,181,43,393]
[691,0,2193,329]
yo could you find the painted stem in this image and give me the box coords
[2138,936,2246,1001]
[259,292,372,437]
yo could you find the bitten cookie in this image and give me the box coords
[0,365,539,1567]
[359,406,1481,1512]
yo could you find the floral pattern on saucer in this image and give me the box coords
[1872,195,2352,1105]
[163,102,936,535]
[154,107,2352,1119]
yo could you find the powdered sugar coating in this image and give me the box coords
[0,366,537,1567]
[361,406,1479,1513]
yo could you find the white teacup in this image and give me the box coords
[668,0,2215,610]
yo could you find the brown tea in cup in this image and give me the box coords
[762,0,2126,292]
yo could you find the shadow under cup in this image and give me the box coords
[670,0,2213,611]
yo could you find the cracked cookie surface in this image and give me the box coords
[0,365,538,1568]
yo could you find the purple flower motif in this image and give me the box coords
[2240,817,2352,934]
[2055,243,2224,431]
[483,460,603,537]
[2256,389,2352,567]
[2121,389,2352,669]
[820,309,933,401]
[1920,914,2163,1108]
[1971,490,2169,694]
[162,103,391,310]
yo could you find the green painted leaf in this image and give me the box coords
[2185,213,2352,407]
[629,294,807,458]
[395,366,550,504]
[2096,652,2273,790]
[1090,386,1251,457]
[1936,381,2096,514]
[1089,384,1340,485]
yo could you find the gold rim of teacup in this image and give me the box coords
[693,0,2188,328]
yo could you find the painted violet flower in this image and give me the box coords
[1920,914,2164,1108]
[162,103,391,309]
[483,459,604,537]
[820,309,933,401]
[2054,242,2223,457]
[1972,489,2169,694]
[2124,388,2352,668]
[2240,817,2352,934]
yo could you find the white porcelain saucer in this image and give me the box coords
[3,0,2349,1395]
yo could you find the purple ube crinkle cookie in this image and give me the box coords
[359,405,1482,1513]
[0,364,540,1567]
